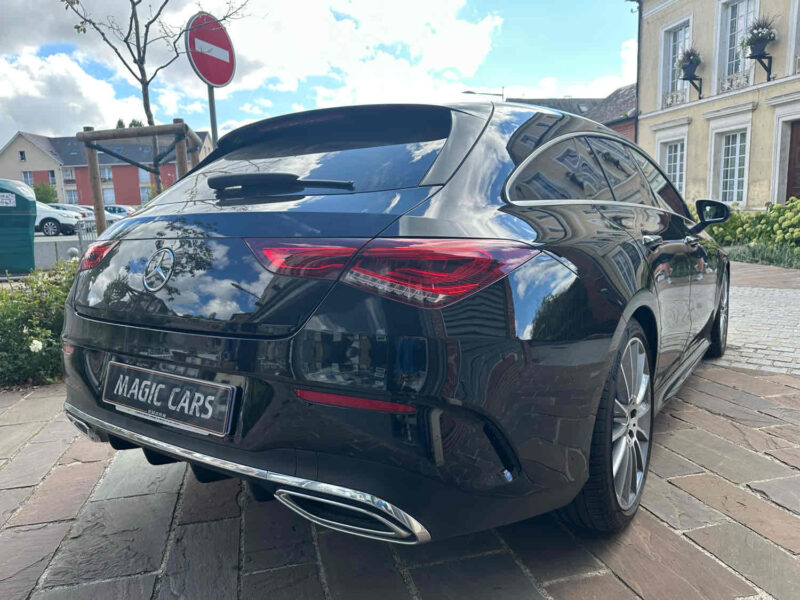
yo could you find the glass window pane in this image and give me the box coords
[508,138,612,201]
[586,137,656,207]
[633,146,690,218]
[102,188,115,204]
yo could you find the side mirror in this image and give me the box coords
[690,199,730,234]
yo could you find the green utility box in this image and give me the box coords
[0,178,36,274]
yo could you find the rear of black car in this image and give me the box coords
[62,103,594,543]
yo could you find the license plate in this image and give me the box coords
[102,361,235,437]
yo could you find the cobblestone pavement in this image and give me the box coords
[708,262,800,376]
[2,265,800,599]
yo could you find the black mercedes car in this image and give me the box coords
[63,102,730,544]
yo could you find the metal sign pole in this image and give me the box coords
[208,85,218,148]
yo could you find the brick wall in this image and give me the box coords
[610,119,636,142]
[32,170,50,185]
[112,165,141,206]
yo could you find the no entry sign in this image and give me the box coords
[184,12,235,88]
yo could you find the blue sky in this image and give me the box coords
[0,0,639,141]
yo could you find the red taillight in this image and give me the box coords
[295,389,416,413]
[77,240,118,272]
[245,238,366,280]
[342,239,539,307]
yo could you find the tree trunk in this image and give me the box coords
[141,81,163,194]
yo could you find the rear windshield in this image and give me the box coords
[150,106,453,204]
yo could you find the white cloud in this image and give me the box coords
[0,52,143,141]
[504,39,637,100]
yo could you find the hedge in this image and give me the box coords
[0,261,77,387]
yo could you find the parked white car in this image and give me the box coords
[35,202,83,237]
[52,203,120,226]
[105,204,137,216]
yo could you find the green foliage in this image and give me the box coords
[116,118,125,128]
[32,183,57,204]
[699,197,800,269]
[129,118,144,128]
[0,262,77,387]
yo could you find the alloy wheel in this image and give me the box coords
[611,337,651,510]
[42,220,59,236]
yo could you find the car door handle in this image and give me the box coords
[642,234,663,249]
[683,235,701,246]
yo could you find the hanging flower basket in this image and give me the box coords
[742,17,777,58]
[676,48,701,80]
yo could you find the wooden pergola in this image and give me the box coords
[75,119,204,234]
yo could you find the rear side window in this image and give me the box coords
[152,106,453,204]
[629,148,692,219]
[508,138,612,201]
[586,137,658,208]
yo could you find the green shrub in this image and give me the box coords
[726,242,800,270]
[704,196,800,247]
[0,261,77,387]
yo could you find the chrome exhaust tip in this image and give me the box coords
[274,489,428,545]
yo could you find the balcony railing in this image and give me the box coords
[662,88,689,108]
[719,72,750,93]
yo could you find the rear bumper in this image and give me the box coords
[65,402,431,544]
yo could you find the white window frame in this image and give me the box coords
[712,0,759,95]
[48,170,56,186]
[21,171,33,185]
[102,187,115,205]
[705,102,755,205]
[653,117,690,198]
[787,0,800,76]
[65,189,78,204]
[62,167,75,184]
[719,130,748,203]
[662,140,687,195]
[140,186,151,203]
[659,15,693,110]
[138,168,151,183]
[767,92,800,204]
[100,167,113,182]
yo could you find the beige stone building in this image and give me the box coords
[636,0,800,209]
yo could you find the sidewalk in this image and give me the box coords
[1,262,799,600]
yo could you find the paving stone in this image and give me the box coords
[546,573,638,600]
[0,439,71,489]
[92,449,185,500]
[688,522,800,600]
[684,376,780,412]
[672,473,800,554]
[498,514,601,582]
[0,395,65,425]
[767,393,800,409]
[671,404,791,452]
[177,474,240,524]
[767,446,800,469]
[653,413,693,434]
[656,428,795,483]
[0,390,25,412]
[749,476,800,515]
[762,405,800,427]
[411,552,543,600]
[760,373,800,390]
[648,444,703,479]
[0,422,43,458]
[318,532,409,600]
[0,522,70,600]
[696,365,792,397]
[396,529,501,568]
[31,574,157,600]
[243,496,314,572]
[10,461,106,526]
[675,387,781,428]
[44,493,177,586]
[641,475,725,530]
[58,437,116,465]
[29,418,78,444]
[27,383,66,400]
[766,424,800,445]
[0,487,33,527]
[583,511,753,600]
[241,564,325,600]
[157,519,239,600]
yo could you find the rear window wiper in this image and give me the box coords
[207,173,355,194]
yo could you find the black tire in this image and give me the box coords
[61,225,75,235]
[41,218,60,237]
[560,319,654,532]
[706,271,729,359]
